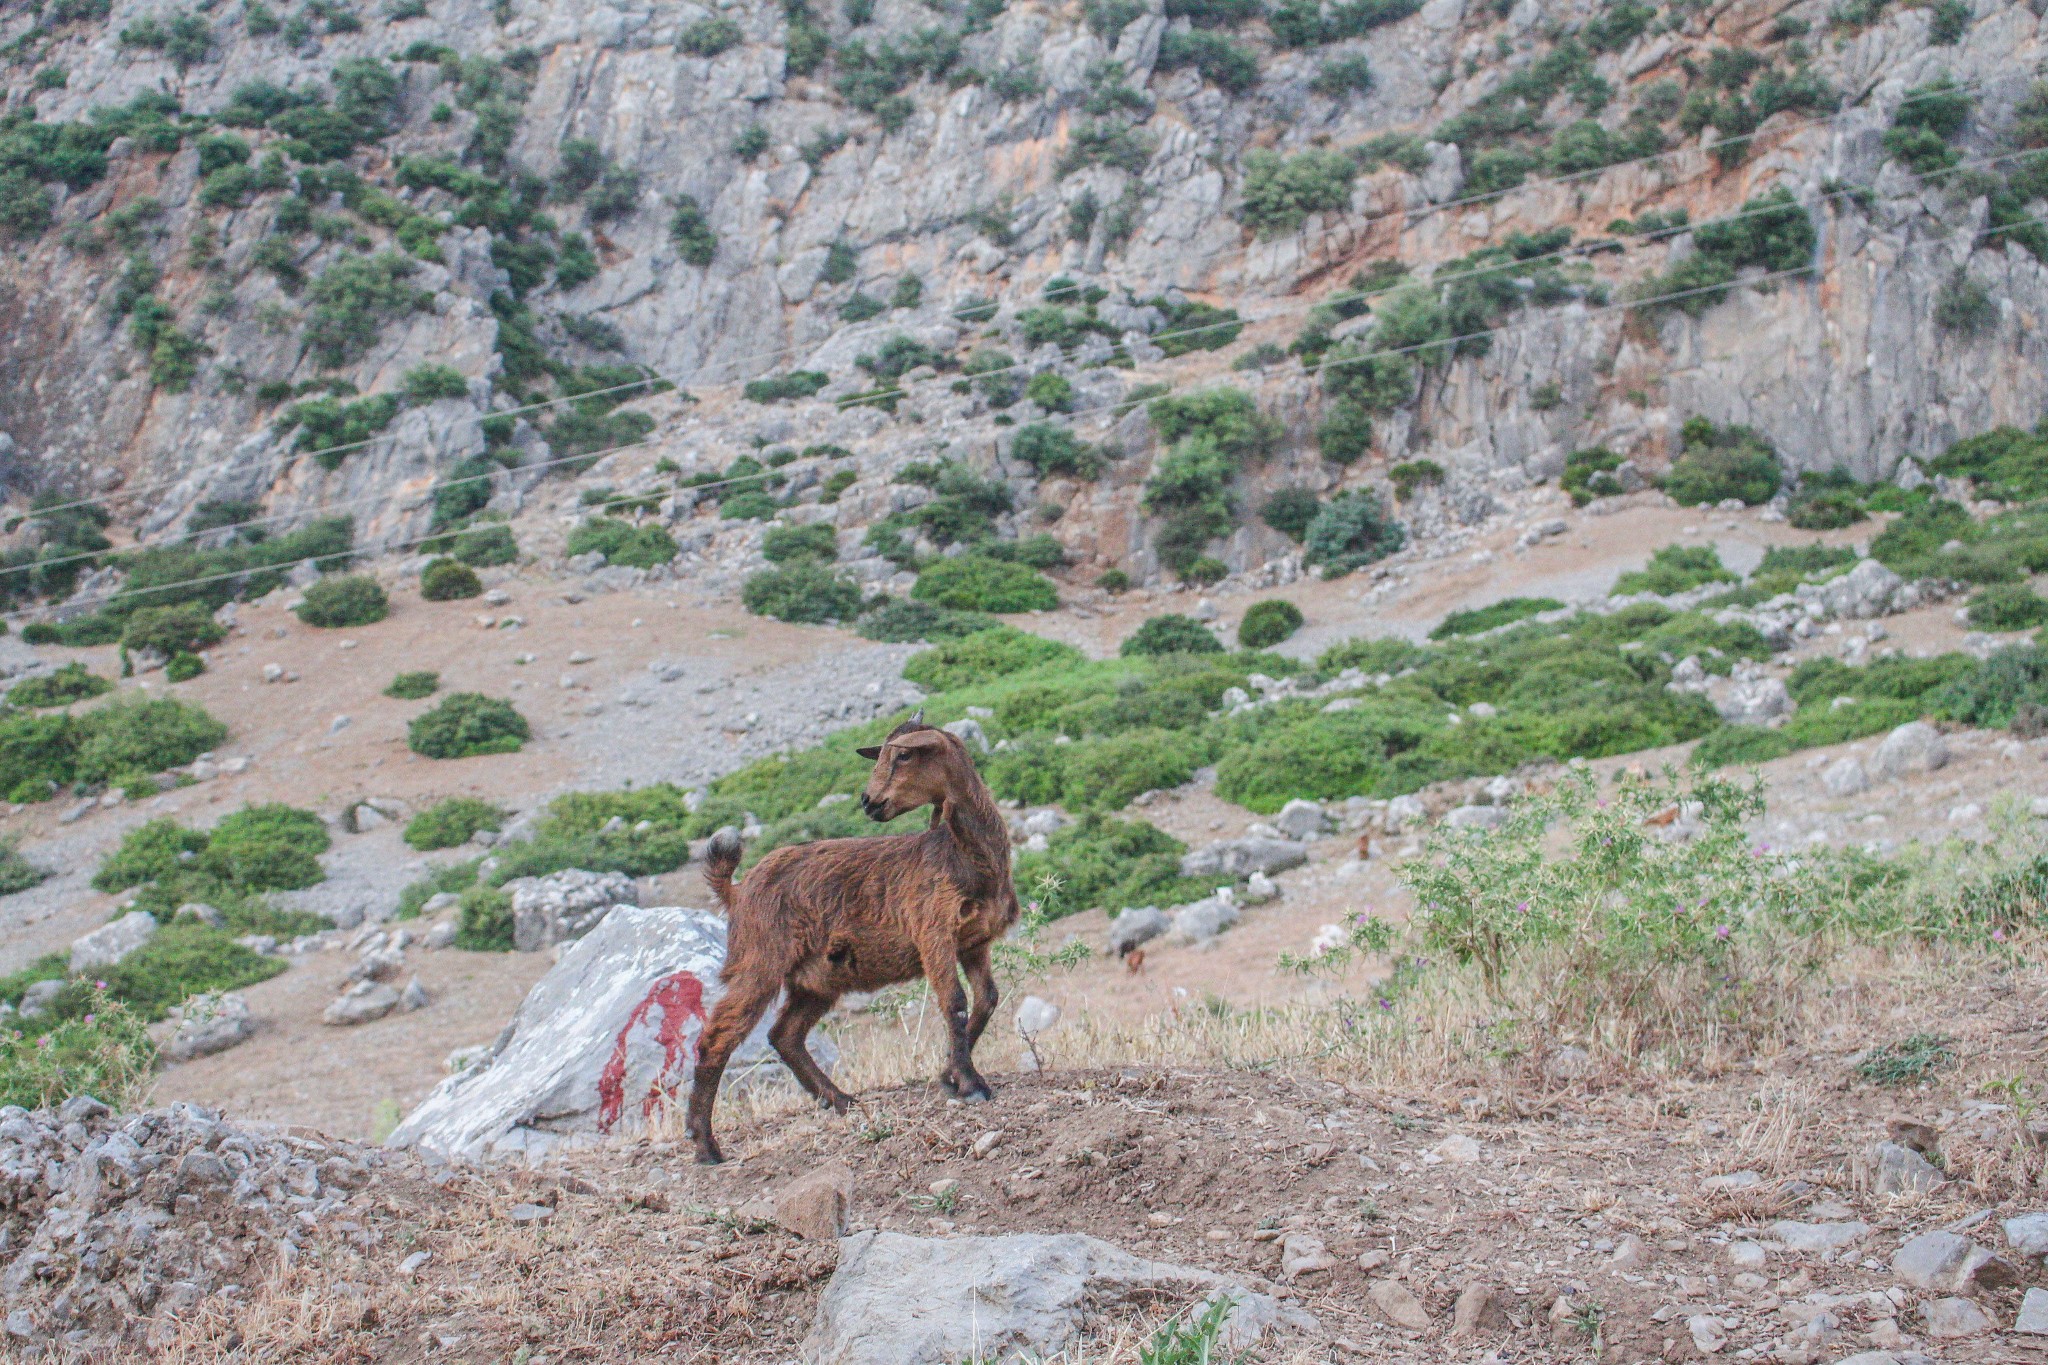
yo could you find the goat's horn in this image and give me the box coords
[910,708,924,724]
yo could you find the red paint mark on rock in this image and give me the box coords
[597,971,708,1132]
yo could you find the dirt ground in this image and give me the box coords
[156,955,2048,1364]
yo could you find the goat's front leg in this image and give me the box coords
[917,937,992,1102]
[685,978,779,1165]
[769,987,853,1114]
[961,942,999,1051]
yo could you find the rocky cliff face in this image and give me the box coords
[3,0,2046,588]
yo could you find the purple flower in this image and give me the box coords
[82,1014,94,1025]
[1516,901,1530,914]
[1377,997,1394,1011]
[1715,924,1731,940]
[1993,928,2009,943]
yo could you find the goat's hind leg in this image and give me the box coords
[684,977,779,1165]
[919,938,992,1103]
[770,987,853,1114]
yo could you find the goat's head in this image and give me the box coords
[855,720,961,822]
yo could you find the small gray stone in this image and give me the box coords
[1921,1295,1992,1338]
[1871,1140,1945,1195]
[1271,799,1331,840]
[2016,1287,2048,1335]
[424,920,458,949]
[941,718,989,753]
[323,981,400,1026]
[2006,1212,2048,1257]
[400,977,430,1012]
[1767,1219,1872,1253]
[1822,757,1870,797]
[1368,1278,1432,1330]
[164,993,254,1062]
[1891,1231,1972,1288]
[18,980,65,1019]
[1444,804,1509,831]
[1171,896,1239,945]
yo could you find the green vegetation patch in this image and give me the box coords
[408,692,529,759]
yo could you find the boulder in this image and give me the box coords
[1871,722,1949,780]
[1822,758,1870,797]
[163,993,253,1062]
[776,1163,855,1240]
[503,868,637,953]
[1271,799,1330,840]
[1107,907,1167,956]
[1921,1296,1992,1338]
[1891,1232,1974,1289]
[387,906,834,1161]
[799,1231,1315,1365]
[1171,895,1239,944]
[2005,1212,2048,1258]
[2018,1287,2048,1335]
[1817,559,1905,619]
[1179,837,1307,880]
[1870,1140,1945,1195]
[1444,804,1509,831]
[941,718,989,753]
[70,912,157,973]
[1716,675,1793,727]
[324,982,399,1026]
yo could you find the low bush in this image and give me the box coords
[1120,614,1221,657]
[1011,813,1212,917]
[420,557,483,600]
[743,562,865,623]
[295,574,388,627]
[1663,417,1783,507]
[1929,645,2048,730]
[120,602,224,656]
[408,693,529,759]
[743,371,830,403]
[1872,499,2048,585]
[762,522,839,564]
[902,628,1084,691]
[0,841,48,896]
[447,522,518,566]
[1237,599,1303,649]
[1614,544,1737,596]
[1562,447,1623,504]
[1261,489,1321,541]
[394,858,483,919]
[855,599,1000,642]
[1431,597,1564,638]
[455,884,513,950]
[985,727,1208,812]
[1010,423,1102,478]
[1967,583,2048,631]
[1787,472,1868,530]
[0,989,155,1112]
[404,797,503,851]
[1303,491,1404,576]
[8,664,112,709]
[1237,148,1356,236]
[385,670,439,699]
[565,518,678,568]
[1930,423,2048,503]
[912,556,1059,613]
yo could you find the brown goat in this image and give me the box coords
[684,717,1019,1164]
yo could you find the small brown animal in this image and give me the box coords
[683,716,1019,1164]
[1125,948,1146,975]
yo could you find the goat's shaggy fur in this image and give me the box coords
[684,718,1019,1164]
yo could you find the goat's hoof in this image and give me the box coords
[692,1144,725,1166]
[822,1093,853,1115]
[936,1072,962,1097]
[958,1080,993,1104]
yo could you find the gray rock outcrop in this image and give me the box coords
[69,912,157,974]
[800,1231,1315,1365]
[1179,837,1307,880]
[504,868,638,953]
[1871,723,1951,780]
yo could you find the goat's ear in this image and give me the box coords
[855,745,883,760]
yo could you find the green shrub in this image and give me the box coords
[1966,583,2048,631]
[678,15,744,55]
[401,363,470,403]
[902,628,1084,690]
[1786,472,1868,530]
[71,697,227,786]
[404,797,503,850]
[1614,544,1737,596]
[0,841,48,896]
[1011,813,1211,917]
[1155,29,1259,92]
[454,884,513,950]
[912,556,1059,612]
[1929,645,2048,729]
[1388,459,1444,501]
[1010,424,1102,477]
[761,523,839,564]
[448,522,518,566]
[1930,424,2048,503]
[1662,418,1783,506]
[1238,599,1304,648]
[1432,597,1564,638]
[856,599,1000,642]
[1237,148,1356,236]
[1096,569,1132,593]
[669,196,717,266]
[295,574,388,627]
[304,252,426,369]
[420,557,483,600]
[1635,188,1815,316]
[1148,388,1280,459]
[743,371,829,403]
[1023,371,1075,412]
[565,517,678,568]
[394,858,482,919]
[743,561,865,623]
[164,653,204,683]
[386,670,439,700]
[408,693,529,758]
[1303,491,1404,575]
[8,664,113,709]
[1934,268,1996,335]
[1120,614,1221,657]
[204,802,330,891]
[986,727,1206,811]
[120,602,224,656]
[1262,489,1321,541]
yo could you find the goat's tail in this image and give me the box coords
[702,825,744,909]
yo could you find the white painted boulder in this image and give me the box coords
[386,906,834,1161]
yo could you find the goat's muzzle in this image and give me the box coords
[858,792,890,822]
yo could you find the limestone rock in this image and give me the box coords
[1107,906,1168,955]
[324,981,400,1026]
[1869,1140,1945,1195]
[800,1231,1315,1365]
[775,1162,854,1240]
[1822,758,1870,797]
[1271,799,1330,840]
[1367,1278,1432,1330]
[163,992,254,1062]
[1921,1296,1992,1338]
[387,906,834,1161]
[503,868,638,952]
[70,911,157,973]
[1179,837,1308,880]
[1871,723,1949,780]
[1451,1281,1507,1337]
